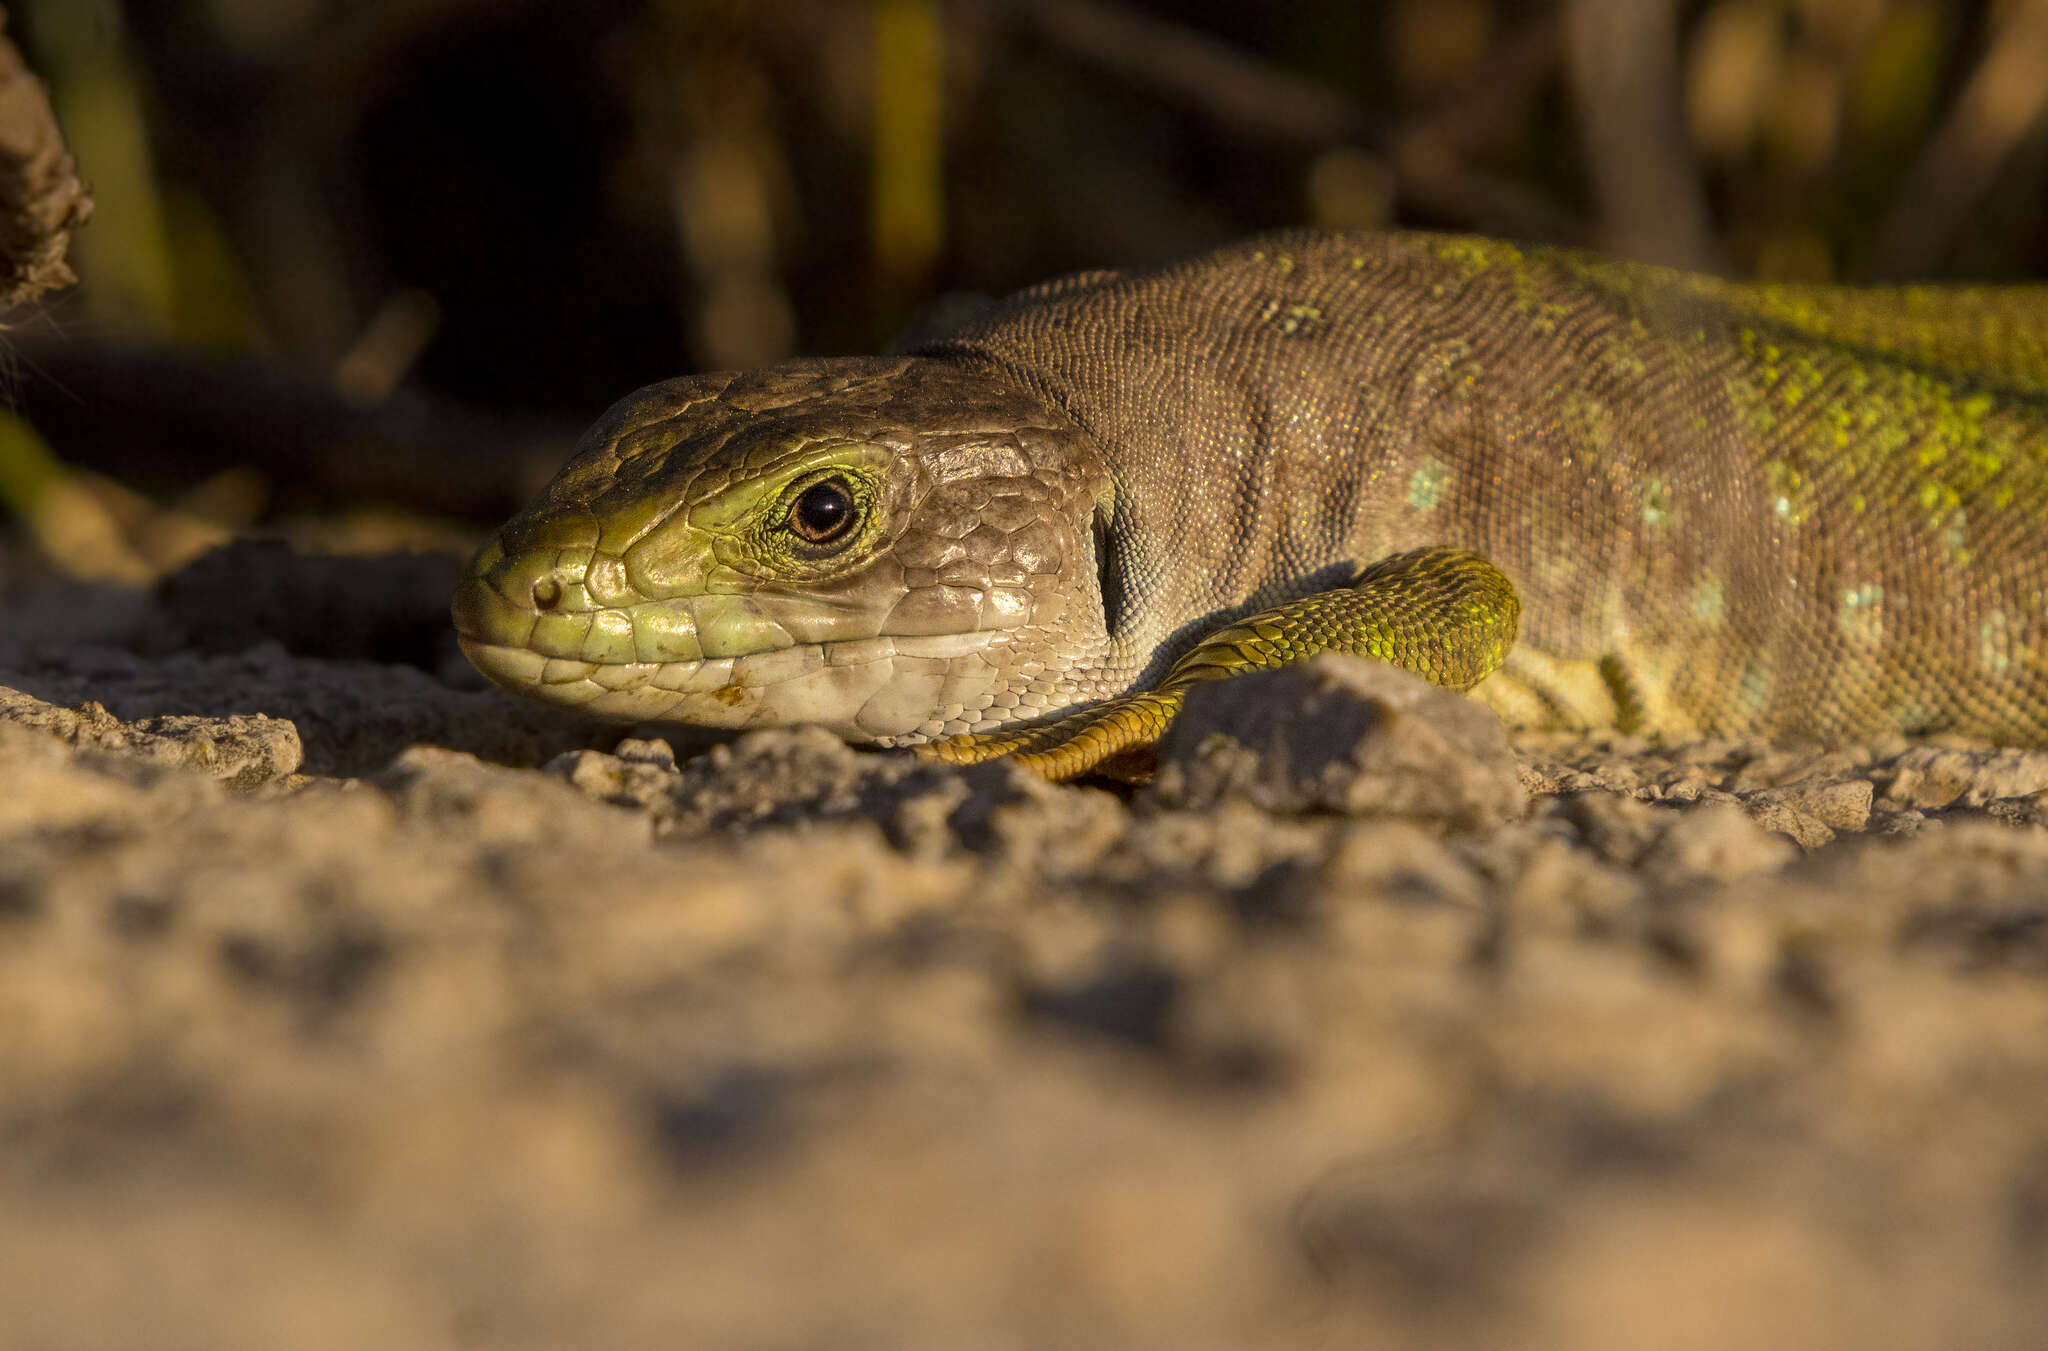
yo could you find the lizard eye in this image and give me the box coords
[789,479,857,543]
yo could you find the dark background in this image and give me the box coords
[4,0,2046,573]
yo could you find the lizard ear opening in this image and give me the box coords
[1092,501,1126,640]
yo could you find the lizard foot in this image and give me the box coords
[921,545,1520,782]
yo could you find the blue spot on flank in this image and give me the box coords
[1407,458,1449,512]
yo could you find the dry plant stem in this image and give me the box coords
[1022,0,1360,143]
[1564,0,1725,272]
[12,335,575,519]
[0,8,90,310]
[1008,0,1577,242]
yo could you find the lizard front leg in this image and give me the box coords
[922,545,1521,781]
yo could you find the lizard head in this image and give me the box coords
[452,356,1112,742]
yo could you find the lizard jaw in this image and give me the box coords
[452,536,1029,739]
[456,623,1009,740]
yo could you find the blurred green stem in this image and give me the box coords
[872,0,944,289]
[22,0,178,332]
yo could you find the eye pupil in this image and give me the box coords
[790,480,856,542]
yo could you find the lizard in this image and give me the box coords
[450,230,2048,780]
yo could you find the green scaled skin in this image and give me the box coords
[922,546,1519,779]
[454,230,2048,780]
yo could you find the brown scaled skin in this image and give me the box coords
[452,357,1132,744]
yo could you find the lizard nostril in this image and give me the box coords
[532,576,563,611]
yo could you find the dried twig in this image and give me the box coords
[1020,0,1363,144]
[0,7,90,311]
[12,336,575,520]
[1001,0,1579,241]
[1563,0,1724,271]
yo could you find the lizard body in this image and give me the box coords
[453,231,2048,774]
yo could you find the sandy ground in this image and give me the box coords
[4,539,2048,1351]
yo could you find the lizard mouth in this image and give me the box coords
[452,572,1004,737]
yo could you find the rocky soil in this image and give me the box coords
[4,539,2048,1351]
